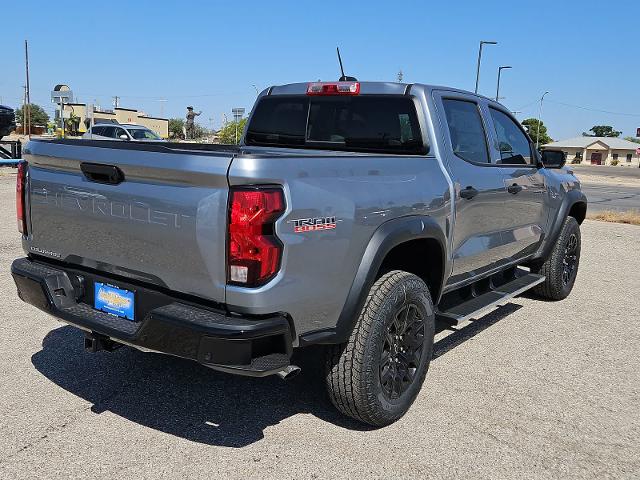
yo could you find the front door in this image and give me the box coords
[484,106,547,262]
[434,93,517,286]
[590,152,602,165]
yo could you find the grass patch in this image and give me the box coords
[587,210,640,226]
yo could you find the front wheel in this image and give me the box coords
[532,216,581,300]
[324,270,435,427]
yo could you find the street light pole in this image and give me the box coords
[475,40,497,94]
[495,66,512,102]
[536,91,550,150]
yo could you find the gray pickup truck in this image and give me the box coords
[12,81,586,426]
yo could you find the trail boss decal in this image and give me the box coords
[290,216,337,233]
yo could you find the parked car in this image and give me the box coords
[0,104,17,139]
[82,123,164,142]
[12,80,586,426]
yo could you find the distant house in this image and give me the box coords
[542,136,640,166]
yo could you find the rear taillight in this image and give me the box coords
[228,187,285,287]
[307,81,360,96]
[16,161,27,234]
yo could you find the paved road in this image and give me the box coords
[581,183,640,212]
[571,164,640,180]
[0,175,639,479]
[566,165,640,212]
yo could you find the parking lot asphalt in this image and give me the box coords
[0,172,639,479]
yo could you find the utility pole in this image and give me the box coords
[25,40,31,138]
[113,96,120,109]
[475,40,497,94]
[495,66,512,102]
[22,85,27,134]
[397,70,404,82]
[536,91,549,150]
[157,98,167,118]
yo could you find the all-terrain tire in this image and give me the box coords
[324,270,435,427]
[532,216,581,300]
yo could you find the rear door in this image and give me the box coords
[483,105,547,261]
[434,92,516,285]
[25,141,233,303]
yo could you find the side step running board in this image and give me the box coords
[437,270,545,325]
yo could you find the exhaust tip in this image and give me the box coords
[276,365,301,380]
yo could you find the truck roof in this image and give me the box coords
[268,81,491,101]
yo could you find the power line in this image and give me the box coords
[75,91,249,100]
[546,99,640,118]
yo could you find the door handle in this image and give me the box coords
[460,186,479,200]
[507,183,523,194]
[80,162,125,185]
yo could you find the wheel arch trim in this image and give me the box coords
[536,189,587,261]
[300,215,448,345]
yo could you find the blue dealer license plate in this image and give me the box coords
[94,282,135,321]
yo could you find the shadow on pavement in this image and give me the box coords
[31,303,520,447]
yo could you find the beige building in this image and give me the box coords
[542,136,640,167]
[62,104,169,138]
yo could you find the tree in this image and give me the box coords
[191,123,210,139]
[168,117,209,140]
[522,118,552,146]
[582,125,621,137]
[168,118,185,139]
[218,118,248,144]
[15,104,49,126]
[623,136,640,144]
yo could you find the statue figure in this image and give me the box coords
[185,106,201,139]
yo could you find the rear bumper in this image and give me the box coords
[11,257,293,377]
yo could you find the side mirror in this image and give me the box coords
[119,134,129,140]
[541,149,566,169]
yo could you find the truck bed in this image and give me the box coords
[23,139,236,305]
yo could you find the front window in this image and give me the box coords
[128,128,161,140]
[246,95,426,155]
[489,108,534,165]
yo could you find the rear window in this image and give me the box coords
[245,95,426,155]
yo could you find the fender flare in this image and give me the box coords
[300,215,448,345]
[536,188,587,261]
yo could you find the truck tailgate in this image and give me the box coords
[24,141,232,304]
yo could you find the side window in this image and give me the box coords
[113,127,127,139]
[101,126,115,138]
[442,99,490,164]
[489,108,533,165]
[91,126,104,136]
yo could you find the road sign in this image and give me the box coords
[636,127,640,137]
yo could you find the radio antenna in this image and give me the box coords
[337,47,346,80]
[336,47,357,82]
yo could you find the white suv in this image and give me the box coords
[82,124,164,142]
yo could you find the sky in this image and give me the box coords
[2,0,639,140]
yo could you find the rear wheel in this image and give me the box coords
[532,216,581,300]
[324,270,435,426]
